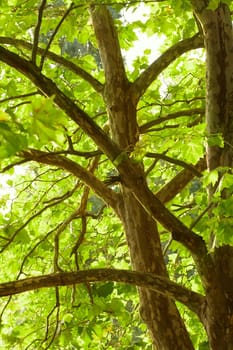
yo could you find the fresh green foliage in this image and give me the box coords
[0,1,232,349]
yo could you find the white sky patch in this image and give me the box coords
[0,174,15,215]
[0,166,27,215]
[121,3,165,70]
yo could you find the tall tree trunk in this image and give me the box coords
[119,190,194,349]
[90,5,194,349]
[192,2,233,349]
[195,3,233,171]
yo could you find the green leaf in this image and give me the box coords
[207,0,220,10]
[207,133,224,147]
[95,282,114,297]
[203,169,219,187]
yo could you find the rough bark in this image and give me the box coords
[119,191,195,349]
[193,2,233,171]
[90,5,195,349]
[191,2,233,349]
[0,268,204,312]
[198,246,233,350]
[2,3,232,349]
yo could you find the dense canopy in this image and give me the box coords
[0,1,233,349]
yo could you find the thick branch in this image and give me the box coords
[156,157,206,203]
[20,149,121,211]
[114,156,214,287]
[0,269,205,316]
[90,5,127,87]
[0,45,120,162]
[90,5,138,148]
[0,37,103,93]
[132,34,204,100]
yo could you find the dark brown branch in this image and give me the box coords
[140,108,205,133]
[45,149,102,159]
[32,0,47,64]
[0,37,103,93]
[0,269,205,316]
[132,34,204,100]
[0,46,120,161]
[19,148,121,212]
[146,152,202,177]
[39,2,74,70]
[1,159,29,172]
[90,5,127,85]
[0,91,39,104]
[137,97,205,110]
[115,156,214,286]
[156,157,206,204]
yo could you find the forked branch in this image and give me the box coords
[20,148,121,211]
[0,37,104,93]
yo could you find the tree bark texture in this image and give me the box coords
[91,5,195,349]
[192,2,233,349]
[193,2,233,170]
[1,2,233,349]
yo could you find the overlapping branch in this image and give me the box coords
[0,268,205,316]
[0,11,212,288]
[0,45,120,161]
[32,0,47,64]
[20,148,121,211]
[156,157,206,203]
[0,37,104,93]
[132,34,204,100]
[140,108,205,133]
[146,152,202,176]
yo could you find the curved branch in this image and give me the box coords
[146,152,202,177]
[20,148,121,211]
[39,2,75,70]
[132,34,204,100]
[0,268,205,316]
[0,45,120,162]
[156,157,206,204]
[114,155,214,288]
[0,37,104,93]
[140,108,205,133]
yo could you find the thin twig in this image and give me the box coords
[137,97,205,111]
[0,37,103,93]
[44,288,60,350]
[1,159,29,173]
[32,0,47,64]
[189,202,213,230]
[39,2,75,70]
[0,91,39,104]
[145,152,202,177]
[0,188,78,253]
[140,108,204,133]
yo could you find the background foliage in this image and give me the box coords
[0,0,231,349]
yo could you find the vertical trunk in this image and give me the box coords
[201,246,233,350]
[90,6,195,348]
[119,189,195,349]
[192,2,233,349]
[194,3,233,171]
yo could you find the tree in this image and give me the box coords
[0,0,232,349]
